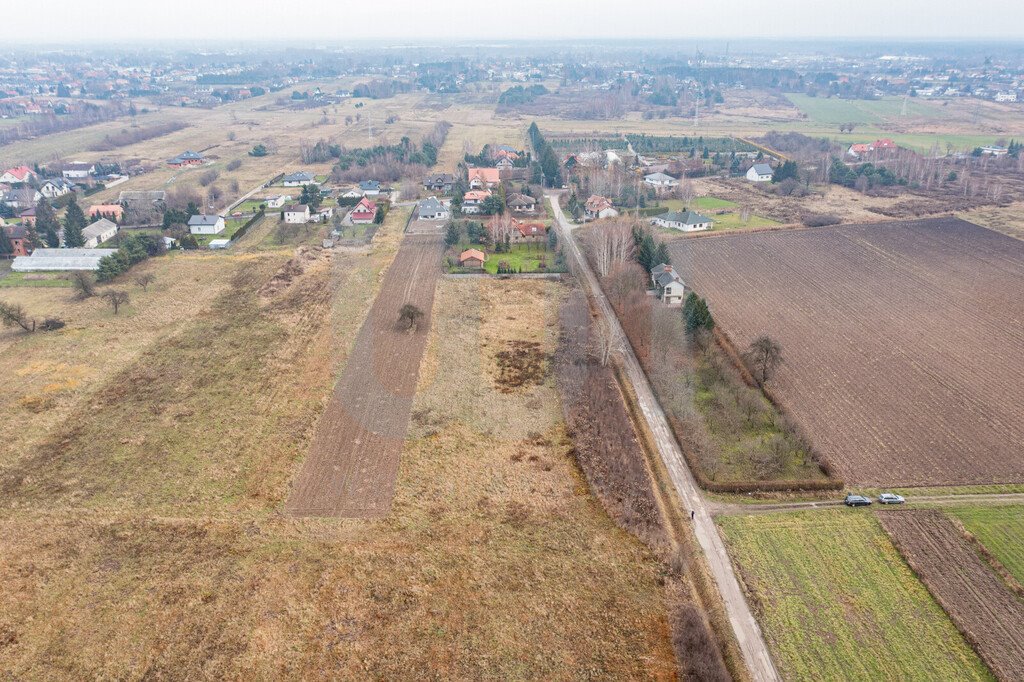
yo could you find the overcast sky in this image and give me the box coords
[7,0,1024,43]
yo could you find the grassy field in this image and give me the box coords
[653,197,779,232]
[785,94,953,127]
[718,511,991,680]
[448,242,562,274]
[947,505,1024,585]
[0,271,74,288]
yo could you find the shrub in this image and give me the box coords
[226,159,242,171]
[803,213,842,227]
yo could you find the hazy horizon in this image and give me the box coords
[6,0,1024,44]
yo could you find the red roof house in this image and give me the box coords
[350,197,377,224]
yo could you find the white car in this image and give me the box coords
[878,493,906,504]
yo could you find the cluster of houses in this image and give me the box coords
[846,138,898,158]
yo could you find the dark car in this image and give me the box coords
[844,494,872,507]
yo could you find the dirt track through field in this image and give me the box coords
[285,234,443,517]
[674,218,1024,486]
[878,510,1024,681]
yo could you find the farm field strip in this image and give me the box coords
[674,218,1024,486]
[285,234,444,517]
[718,511,991,681]
[947,505,1024,585]
[878,510,1024,681]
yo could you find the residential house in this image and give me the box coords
[506,193,537,214]
[284,204,311,224]
[88,204,124,222]
[873,138,897,152]
[746,164,774,182]
[467,168,500,189]
[339,188,363,200]
[495,156,514,171]
[19,208,36,227]
[187,214,226,235]
[282,171,316,187]
[650,263,686,305]
[651,210,713,232]
[459,248,486,269]
[40,177,75,199]
[359,180,381,196]
[418,196,449,221]
[166,151,204,168]
[11,248,118,272]
[62,162,95,179]
[266,195,292,208]
[2,224,31,256]
[461,189,491,214]
[644,172,679,188]
[82,218,118,248]
[3,187,41,210]
[0,166,36,184]
[584,195,618,220]
[350,197,377,224]
[847,143,873,157]
[512,219,546,243]
[981,145,1009,156]
[316,206,334,222]
[423,173,456,193]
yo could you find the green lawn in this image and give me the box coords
[946,505,1024,584]
[0,271,73,288]
[785,94,952,127]
[654,198,779,231]
[448,242,561,274]
[718,512,991,681]
[194,219,247,247]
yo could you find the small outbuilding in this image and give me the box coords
[458,248,487,269]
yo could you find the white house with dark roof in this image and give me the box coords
[651,209,713,232]
[417,196,449,221]
[188,214,226,235]
[650,263,686,305]
[62,162,96,179]
[282,171,316,186]
[644,172,679,188]
[40,177,75,199]
[746,163,774,182]
[284,204,311,224]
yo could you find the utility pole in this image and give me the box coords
[901,93,908,117]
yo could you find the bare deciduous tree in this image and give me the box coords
[0,300,36,332]
[134,273,155,291]
[585,220,635,277]
[72,271,97,299]
[591,316,621,367]
[103,290,130,315]
[744,335,783,386]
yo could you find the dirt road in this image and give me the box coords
[285,234,443,518]
[710,492,1024,517]
[547,196,781,682]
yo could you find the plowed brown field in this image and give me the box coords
[674,218,1024,486]
[879,510,1024,681]
[285,234,443,517]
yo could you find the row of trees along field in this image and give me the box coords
[583,218,833,489]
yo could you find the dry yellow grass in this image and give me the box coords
[961,202,1024,241]
[0,271,678,678]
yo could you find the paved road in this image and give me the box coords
[547,195,781,682]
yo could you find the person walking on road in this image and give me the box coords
[691,510,695,520]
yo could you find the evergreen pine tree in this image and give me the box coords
[63,200,87,247]
[637,233,656,271]
[35,199,61,247]
[654,241,671,266]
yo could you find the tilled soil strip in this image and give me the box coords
[285,234,443,518]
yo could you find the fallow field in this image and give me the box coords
[674,217,1024,487]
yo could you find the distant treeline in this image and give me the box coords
[89,121,189,152]
[659,65,804,91]
[0,102,132,147]
[626,134,756,154]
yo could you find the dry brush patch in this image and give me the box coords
[879,510,1024,681]
[676,217,1024,486]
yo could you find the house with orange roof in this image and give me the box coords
[461,189,492,214]
[88,204,124,222]
[467,167,500,190]
[458,248,486,269]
